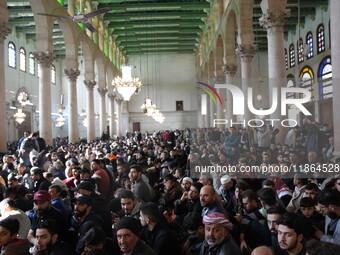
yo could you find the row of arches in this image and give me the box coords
[285,23,329,69]
[287,56,332,100]
[7,42,56,84]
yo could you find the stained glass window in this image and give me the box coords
[287,74,295,99]
[285,48,288,70]
[298,38,304,64]
[8,42,16,68]
[317,24,325,54]
[289,44,295,68]
[51,64,56,84]
[306,32,314,59]
[318,56,332,99]
[19,48,26,72]
[299,66,314,101]
[29,53,35,75]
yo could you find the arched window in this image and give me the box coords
[284,48,288,70]
[297,38,304,64]
[317,24,325,54]
[306,32,314,59]
[51,64,56,84]
[299,66,314,101]
[19,48,26,72]
[289,44,295,68]
[318,56,332,99]
[8,42,16,68]
[287,74,295,99]
[29,53,35,75]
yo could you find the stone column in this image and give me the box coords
[97,88,108,136]
[0,22,12,152]
[330,0,340,159]
[108,93,116,137]
[67,0,75,16]
[115,98,123,136]
[223,64,238,127]
[34,51,55,146]
[237,44,256,122]
[64,68,80,143]
[260,1,290,124]
[84,80,96,141]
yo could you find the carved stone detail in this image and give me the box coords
[259,9,291,34]
[222,64,238,77]
[108,93,116,101]
[33,51,55,68]
[0,22,12,42]
[97,88,108,97]
[64,68,80,82]
[236,44,257,62]
[84,80,96,90]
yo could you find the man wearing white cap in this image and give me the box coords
[199,212,241,255]
[181,177,193,191]
[217,175,235,214]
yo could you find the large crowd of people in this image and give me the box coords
[0,122,340,255]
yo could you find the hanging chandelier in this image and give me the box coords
[55,114,66,127]
[14,108,26,124]
[140,98,156,116]
[112,65,142,101]
[152,109,165,123]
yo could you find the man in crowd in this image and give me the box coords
[129,164,153,202]
[27,190,66,244]
[140,202,179,255]
[315,189,340,245]
[200,185,226,216]
[0,198,31,239]
[276,213,305,255]
[200,212,241,255]
[71,194,105,254]
[0,218,30,255]
[33,220,76,255]
[120,189,141,219]
[116,217,155,255]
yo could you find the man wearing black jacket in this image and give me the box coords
[71,194,105,254]
[140,202,180,255]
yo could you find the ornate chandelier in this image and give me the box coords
[14,108,26,124]
[55,114,66,127]
[140,98,156,116]
[112,65,142,101]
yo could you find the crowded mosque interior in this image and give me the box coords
[1,0,340,254]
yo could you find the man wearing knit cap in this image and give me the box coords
[116,217,155,255]
[199,212,241,255]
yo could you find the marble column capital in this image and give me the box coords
[260,9,291,34]
[108,93,116,101]
[0,22,12,42]
[33,51,55,68]
[97,87,108,97]
[222,64,238,77]
[84,80,97,90]
[64,68,80,82]
[236,44,257,62]
[115,98,123,104]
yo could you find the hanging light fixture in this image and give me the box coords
[112,65,142,101]
[14,108,26,124]
[140,98,156,116]
[55,114,66,127]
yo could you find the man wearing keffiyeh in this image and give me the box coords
[199,212,241,255]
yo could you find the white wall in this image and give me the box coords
[127,54,198,132]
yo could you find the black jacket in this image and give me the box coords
[140,224,179,255]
